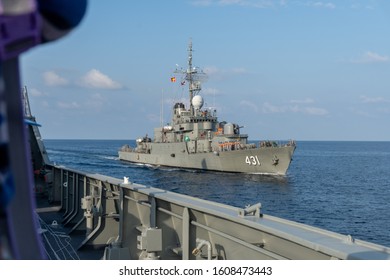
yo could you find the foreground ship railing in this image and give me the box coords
[36,164,390,260]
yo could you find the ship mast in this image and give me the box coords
[175,39,207,116]
[22,86,32,118]
[187,41,194,115]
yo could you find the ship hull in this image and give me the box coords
[119,142,295,175]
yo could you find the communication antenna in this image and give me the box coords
[174,39,208,116]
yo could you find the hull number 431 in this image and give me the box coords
[245,155,260,166]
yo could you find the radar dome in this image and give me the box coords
[192,95,204,110]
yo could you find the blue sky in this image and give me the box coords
[21,0,390,141]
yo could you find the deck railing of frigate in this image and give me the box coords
[38,163,390,260]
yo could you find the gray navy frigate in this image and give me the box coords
[119,41,296,175]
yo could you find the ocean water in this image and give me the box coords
[44,140,390,247]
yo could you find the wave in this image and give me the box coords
[98,155,119,161]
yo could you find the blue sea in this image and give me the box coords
[44,140,390,248]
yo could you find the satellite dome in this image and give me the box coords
[192,95,204,110]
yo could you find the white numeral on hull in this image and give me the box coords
[245,155,261,166]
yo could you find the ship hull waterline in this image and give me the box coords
[119,143,295,175]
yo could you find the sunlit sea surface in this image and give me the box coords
[44,140,390,247]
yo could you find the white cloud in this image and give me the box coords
[204,66,221,75]
[29,88,47,97]
[307,2,336,9]
[219,0,273,8]
[303,107,328,115]
[365,51,389,62]
[240,100,259,112]
[240,100,328,115]
[57,101,80,109]
[262,102,288,113]
[360,95,388,103]
[43,71,68,86]
[352,51,389,64]
[81,69,123,89]
[350,2,376,10]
